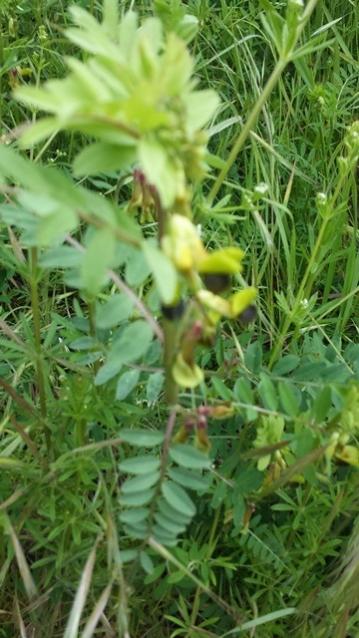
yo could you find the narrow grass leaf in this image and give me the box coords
[63,543,97,638]
[80,581,113,638]
[5,515,38,600]
[221,607,296,635]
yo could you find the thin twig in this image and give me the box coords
[160,406,178,478]
[0,319,25,347]
[65,235,164,342]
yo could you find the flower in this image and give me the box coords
[172,352,204,388]
[161,214,245,279]
[197,247,244,275]
[161,214,205,272]
[197,287,257,320]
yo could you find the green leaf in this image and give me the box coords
[184,90,219,132]
[140,551,154,575]
[142,241,177,305]
[125,247,152,287]
[211,377,233,401]
[235,467,263,495]
[96,294,134,329]
[313,386,332,423]
[119,549,138,564]
[119,456,160,475]
[37,209,78,246]
[119,508,149,524]
[110,320,153,363]
[138,138,179,208]
[292,361,328,382]
[157,498,192,525]
[39,246,82,269]
[119,429,164,447]
[81,228,115,295]
[116,369,140,400]
[245,341,262,374]
[154,513,186,535]
[233,377,257,421]
[124,523,148,540]
[70,337,98,351]
[258,373,278,411]
[168,467,211,491]
[272,355,300,375]
[161,481,195,518]
[278,381,300,417]
[121,472,160,494]
[152,528,178,547]
[221,608,296,635]
[120,488,155,507]
[19,117,60,148]
[146,372,164,406]
[94,359,123,386]
[73,142,136,176]
[169,444,211,470]
[95,321,153,385]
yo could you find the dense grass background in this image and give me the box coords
[0,1,358,637]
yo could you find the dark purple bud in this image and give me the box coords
[238,305,257,325]
[161,300,186,321]
[202,273,231,294]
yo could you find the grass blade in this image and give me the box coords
[80,581,113,638]
[221,607,297,635]
[4,514,38,600]
[63,542,97,638]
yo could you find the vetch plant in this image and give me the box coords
[1,1,359,636]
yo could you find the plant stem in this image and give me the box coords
[187,507,221,636]
[269,163,351,367]
[30,247,51,455]
[154,193,179,406]
[163,319,179,405]
[208,58,286,205]
[148,537,242,623]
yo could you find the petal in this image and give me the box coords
[197,289,231,317]
[172,353,204,388]
[335,445,359,468]
[198,247,244,274]
[230,287,257,317]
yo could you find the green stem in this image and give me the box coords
[187,507,221,636]
[148,537,242,623]
[207,0,319,205]
[164,319,179,405]
[155,194,179,406]
[30,248,51,455]
[208,58,286,205]
[269,165,351,368]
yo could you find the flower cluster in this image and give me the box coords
[162,214,257,388]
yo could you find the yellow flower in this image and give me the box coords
[162,215,245,279]
[197,247,244,275]
[230,288,257,316]
[172,352,204,388]
[335,445,359,468]
[197,287,257,319]
[161,214,205,273]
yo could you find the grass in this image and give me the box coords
[0,0,358,636]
